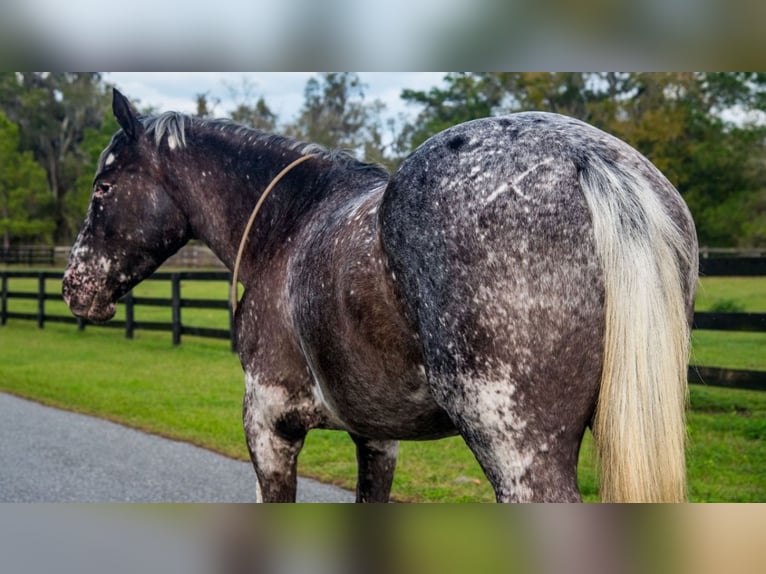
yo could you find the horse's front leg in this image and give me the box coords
[242,378,306,503]
[349,434,398,503]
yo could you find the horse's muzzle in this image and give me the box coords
[62,268,117,323]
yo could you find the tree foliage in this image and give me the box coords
[286,73,389,159]
[225,78,278,132]
[0,72,763,247]
[0,110,51,248]
[0,72,110,243]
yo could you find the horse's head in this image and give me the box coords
[63,89,191,322]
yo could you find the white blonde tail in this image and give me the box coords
[580,156,696,503]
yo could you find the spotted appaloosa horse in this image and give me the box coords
[63,89,697,502]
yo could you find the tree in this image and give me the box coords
[0,72,110,243]
[230,97,277,131]
[0,111,51,249]
[224,77,277,131]
[594,73,766,246]
[287,73,387,157]
[195,92,218,118]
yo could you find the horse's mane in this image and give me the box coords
[141,111,388,178]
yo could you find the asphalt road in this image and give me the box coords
[0,392,354,503]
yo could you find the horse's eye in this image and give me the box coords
[95,182,113,196]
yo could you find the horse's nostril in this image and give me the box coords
[62,269,89,311]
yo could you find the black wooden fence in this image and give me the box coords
[0,246,54,266]
[689,257,766,391]
[0,271,236,351]
[1,258,765,391]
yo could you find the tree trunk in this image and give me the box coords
[1,203,9,250]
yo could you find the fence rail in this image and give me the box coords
[699,246,766,258]
[698,256,766,277]
[0,246,54,266]
[1,257,765,391]
[1,270,236,351]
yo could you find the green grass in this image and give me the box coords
[0,273,764,501]
[686,387,766,502]
[694,277,766,312]
[691,277,766,372]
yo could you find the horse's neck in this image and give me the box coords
[165,135,319,274]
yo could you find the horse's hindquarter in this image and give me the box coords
[379,115,607,448]
[287,187,456,440]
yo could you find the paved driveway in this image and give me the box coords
[0,392,353,503]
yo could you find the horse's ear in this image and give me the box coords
[112,88,144,141]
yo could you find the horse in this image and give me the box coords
[63,89,698,502]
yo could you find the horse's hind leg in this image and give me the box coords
[349,434,398,503]
[431,370,589,502]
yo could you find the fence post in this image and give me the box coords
[125,290,134,340]
[171,273,181,346]
[1,273,7,326]
[37,273,45,329]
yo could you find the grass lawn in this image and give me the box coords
[694,277,766,312]
[0,272,764,502]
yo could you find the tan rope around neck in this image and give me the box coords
[231,154,317,313]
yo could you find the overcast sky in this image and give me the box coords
[103,72,446,127]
